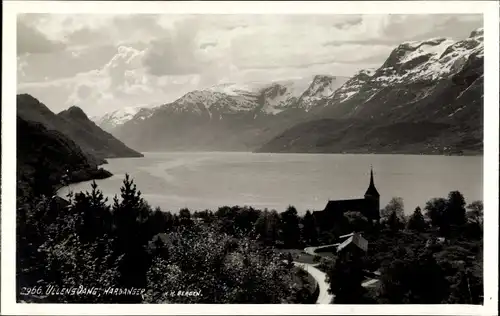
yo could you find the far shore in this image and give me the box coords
[134,150,484,157]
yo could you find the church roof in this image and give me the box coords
[364,167,380,197]
[324,199,368,213]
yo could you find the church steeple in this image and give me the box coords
[365,166,380,197]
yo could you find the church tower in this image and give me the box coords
[364,166,380,221]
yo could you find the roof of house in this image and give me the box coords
[339,232,355,239]
[337,232,368,253]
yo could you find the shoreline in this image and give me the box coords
[138,150,484,158]
[53,166,113,195]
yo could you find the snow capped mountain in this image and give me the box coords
[258,28,484,155]
[98,78,317,133]
[206,82,268,95]
[101,75,347,129]
[260,78,311,114]
[97,107,141,125]
[296,75,349,111]
[110,76,332,151]
[94,105,157,131]
[150,77,317,118]
[326,69,377,104]
[260,83,298,115]
[374,30,483,85]
[164,89,259,117]
[321,27,484,117]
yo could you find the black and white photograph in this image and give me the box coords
[1,1,499,315]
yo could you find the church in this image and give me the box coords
[313,167,381,224]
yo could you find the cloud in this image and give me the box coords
[142,17,206,76]
[200,42,218,49]
[64,27,112,48]
[18,45,118,83]
[17,16,65,55]
[381,14,483,41]
[18,45,199,115]
[16,14,484,116]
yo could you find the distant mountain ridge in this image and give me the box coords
[17,116,112,198]
[92,77,330,130]
[16,94,144,196]
[92,28,483,155]
[17,94,144,159]
[92,106,151,133]
[104,76,348,151]
[257,28,484,155]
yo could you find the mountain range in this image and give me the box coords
[93,28,484,156]
[259,28,484,155]
[98,75,349,151]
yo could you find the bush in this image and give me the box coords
[17,175,312,304]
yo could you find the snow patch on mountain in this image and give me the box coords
[328,69,376,104]
[320,28,483,117]
[207,82,268,96]
[162,78,315,116]
[169,89,259,115]
[93,104,160,129]
[372,31,483,86]
[94,106,141,126]
[260,79,311,115]
[297,75,349,111]
[399,38,455,64]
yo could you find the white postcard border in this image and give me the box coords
[2,1,498,315]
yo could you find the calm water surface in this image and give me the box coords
[59,152,483,215]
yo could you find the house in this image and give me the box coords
[337,232,368,253]
[336,232,369,260]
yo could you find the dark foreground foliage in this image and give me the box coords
[322,191,483,304]
[16,173,482,304]
[16,175,316,303]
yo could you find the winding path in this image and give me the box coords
[304,243,340,257]
[293,262,334,304]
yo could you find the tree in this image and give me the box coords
[234,206,261,236]
[145,208,173,237]
[407,207,427,232]
[144,223,302,303]
[387,210,404,231]
[381,197,405,224]
[447,269,474,304]
[280,206,301,248]
[464,200,483,239]
[254,209,280,245]
[378,247,449,304]
[466,200,483,224]
[327,255,367,303]
[344,211,369,233]
[112,174,148,238]
[424,197,447,228]
[445,191,467,226]
[18,173,320,304]
[111,174,150,296]
[300,210,318,246]
[17,191,123,303]
[31,156,54,197]
[74,181,112,242]
[179,208,193,226]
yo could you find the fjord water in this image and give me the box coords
[60,152,483,215]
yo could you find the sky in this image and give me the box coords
[16,14,483,116]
